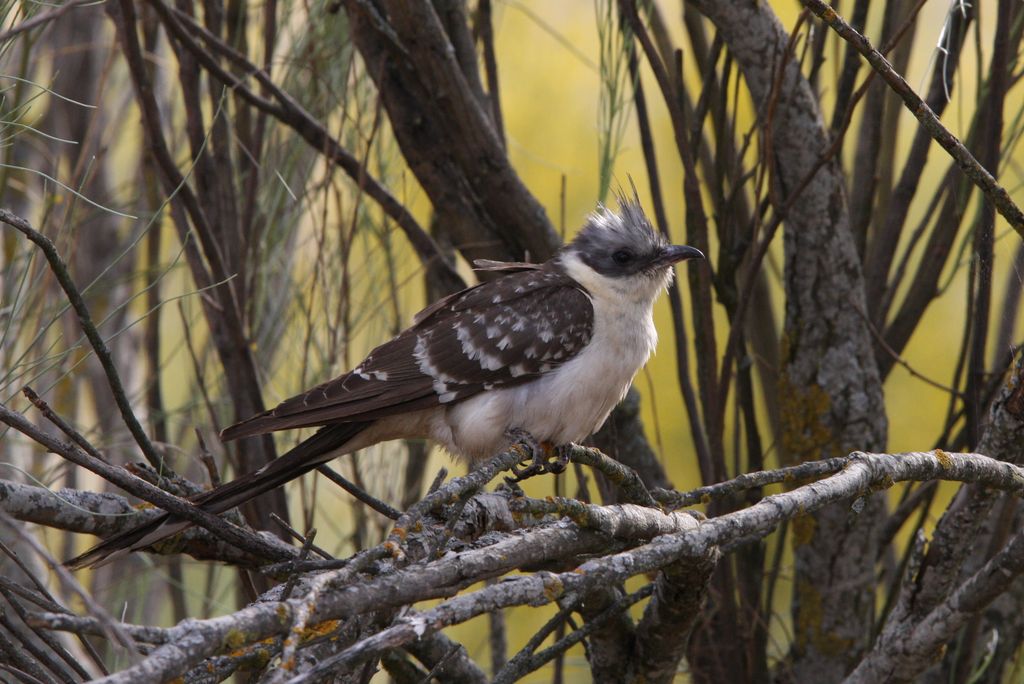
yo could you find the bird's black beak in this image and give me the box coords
[654,244,704,268]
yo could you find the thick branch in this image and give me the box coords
[684,2,887,677]
[53,450,1024,682]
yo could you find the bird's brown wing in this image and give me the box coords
[221,267,594,441]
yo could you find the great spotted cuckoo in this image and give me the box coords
[68,197,703,568]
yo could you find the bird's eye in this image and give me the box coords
[612,249,633,265]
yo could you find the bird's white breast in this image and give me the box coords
[438,253,662,460]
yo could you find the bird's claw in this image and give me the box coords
[546,444,572,474]
[504,429,571,481]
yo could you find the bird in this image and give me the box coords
[67,196,703,569]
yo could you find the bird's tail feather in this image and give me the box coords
[65,423,369,570]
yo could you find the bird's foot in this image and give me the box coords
[505,428,571,481]
[547,444,573,474]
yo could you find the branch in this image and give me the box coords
[0,209,165,470]
[566,444,657,507]
[141,0,465,293]
[0,402,296,566]
[856,355,1024,680]
[384,444,532,558]
[343,0,561,264]
[684,1,888,677]
[0,479,155,537]
[850,522,1024,683]
[403,631,488,684]
[493,585,653,683]
[634,546,719,683]
[279,450,1024,680]
[0,0,92,42]
[801,0,1024,237]
[52,449,1024,682]
[655,457,851,509]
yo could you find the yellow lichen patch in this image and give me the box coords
[933,449,953,470]
[791,513,816,547]
[299,619,340,643]
[224,628,249,650]
[794,579,819,651]
[794,579,853,656]
[568,508,589,527]
[227,636,276,661]
[871,475,895,493]
[245,650,272,669]
[779,374,834,468]
[542,575,565,601]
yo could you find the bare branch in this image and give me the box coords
[0,210,165,470]
[801,0,1024,236]
[38,449,1024,682]
[0,402,296,566]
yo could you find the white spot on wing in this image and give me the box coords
[456,322,504,370]
[416,333,463,396]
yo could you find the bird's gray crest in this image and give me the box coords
[563,193,669,277]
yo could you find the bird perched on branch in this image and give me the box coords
[67,196,703,569]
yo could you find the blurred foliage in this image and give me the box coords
[0,0,1022,680]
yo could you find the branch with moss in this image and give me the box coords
[17,448,1024,682]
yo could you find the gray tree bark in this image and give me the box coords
[685,3,887,680]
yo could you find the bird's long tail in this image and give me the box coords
[66,422,369,570]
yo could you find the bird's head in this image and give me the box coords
[558,196,704,302]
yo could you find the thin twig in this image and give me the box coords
[0,513,137,652]
[655,457,851,509]
[0,399,296,565]
[854,304,963,396]
[802,0,1024,235]
[281,528,319,600]
[270,513,333,560]
[0,543,108,676]
[0,0,93,43]
[144,0,465,290]
[316,465,401,520]
[0,209,165,470]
